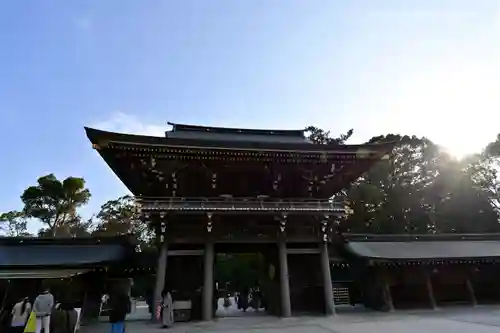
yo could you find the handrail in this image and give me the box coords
[137,198,346,213]
[136,196,344,204]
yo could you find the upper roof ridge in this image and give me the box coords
[167,122,306,138]
[166,122,309,144]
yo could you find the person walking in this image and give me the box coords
[145,288,153,315]
[10,297,31,333]
[237,288,249,312]
[161,289,174,328]
[51,301,78,333]
[33,288,54,333]
[108,291,130,333]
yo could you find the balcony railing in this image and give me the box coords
[136,196,346,214]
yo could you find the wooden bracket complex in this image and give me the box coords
[206,212,213,233]
[159,212,167,243]
[321,214,330,242]
[279,213,288,233]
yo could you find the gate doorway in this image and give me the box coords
[214,243,276,318]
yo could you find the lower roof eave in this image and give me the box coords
[0,243,132,267]
[0,268,93,279]
[0,235,136,246]
[362,257,500,262]
[0,261,121,270]
[345,240,500,262]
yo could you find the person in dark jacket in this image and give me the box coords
[237,288,249,312]
[108,292,130,333]
[51,302,78,333]
[145,288,153,315]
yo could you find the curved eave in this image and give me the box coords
[344,233,500,261]
[0,243,133,268]
[85,127,396,154]
[0,235,137,246]
[342,233,500,242]
[91,143,138,195]
[0,268,93,279]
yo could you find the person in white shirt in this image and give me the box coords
[10,297,31,333]
[33,288,55,333]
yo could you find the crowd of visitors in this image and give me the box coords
[234,287,264,312]
[0,285,82,333]
[1,286,61,333]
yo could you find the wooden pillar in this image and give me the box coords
[154,242,168,322]
[466,278,477,306]
[202,240,215,321]
[153,215,168,322]
[383,278,394,312]
[425,271,437,310]
[278,236,292,317]
[320,241,336,316]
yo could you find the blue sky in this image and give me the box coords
[1,1,500,231]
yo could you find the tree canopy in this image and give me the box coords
[0,210,31,237]
[19,174,91,237]
[305,127,500,234]
[92,195,153,250]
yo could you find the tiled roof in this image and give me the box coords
[345,234,500,260]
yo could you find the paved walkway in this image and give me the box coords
[82,305,500,333]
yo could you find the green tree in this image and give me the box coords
[342,135,442,233]
[429,162,499,233]
[305,126,353,144]
[20,174,91,237]
[37,216,94,237]
[306,128,500,234]
[0,211,32,237]
[92,195,153,249]
[467,134,500,214]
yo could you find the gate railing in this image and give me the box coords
[136,196,346,213]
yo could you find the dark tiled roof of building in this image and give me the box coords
[0,236,134,267]
[343,233,500,260]
[0,234,135,246]
[85,126,395,154]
